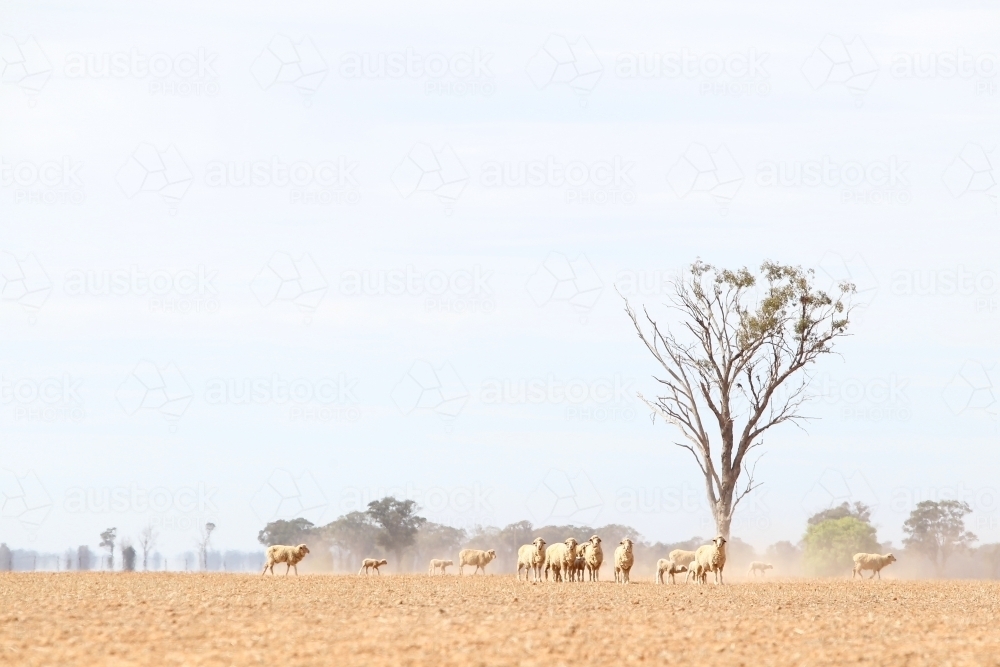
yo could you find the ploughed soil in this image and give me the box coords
[2,573,1000,666]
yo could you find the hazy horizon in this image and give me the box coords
[1,0,998,557]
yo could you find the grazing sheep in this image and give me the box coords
[747,561,773,577]
[544,538,579,582]
[516,538,546,582]
[358,558,388,575]
[669,548,698,583]
[584,535,603,581]
[428,559,453,575]
[458,549,497,575]
[852,553,897,579]
[655,558,688,584]
[614,538,635,584]
[694,536,727,585]
[260,544,310,576]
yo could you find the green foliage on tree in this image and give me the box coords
[321,511,380,562]
[903,500,976,575]
[365,497,426,565]
[257,518,315,546]
[808,501,872,526]
[802,517,879,576]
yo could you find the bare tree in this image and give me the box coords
[196,522,216,571]
[138,522,159,571]
[624,260,854,538]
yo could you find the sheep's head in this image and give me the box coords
[764,563,774,570]
[619,538,633,552]
[886,554,896,563]
[486,550,497,559]
[713,536,727,548]
[379,559,388,566]
[533,537,546,550]
[445,560,453,566]
[589,535,601,545]
[564,538,578,549]
[297,545,310,556]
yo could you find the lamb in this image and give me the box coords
[572,554,586,581]
[852,552,896,579]
[543,538,579,582]
[516,538,546,582]
[358,558,388,575]
[748,561,773,577]
[614,538,634,584]
[260,544,310,576]
[669,548,698,583]
[584,535,603,581]
[694,536,727,585]
[655,558,688,584]
[428,559,453,575]
[458,549,497,575]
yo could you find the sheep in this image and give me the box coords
[428,559,453,575]
[614,538,634,584]
[694,536,727,585]
[655,558,688,584]
[260,544,310,576]
[458,549,497,575]
[747,561,773,577]
[584,535,603,581]
[358,558,388,575]
[516,538,546,582]
[852,552,896,579]
[572,554,587,581]
[669,548,698,583]
[543,538,579,582]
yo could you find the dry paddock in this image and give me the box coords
[3,573,1000,666]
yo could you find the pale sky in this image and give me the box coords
[1,0,998,556]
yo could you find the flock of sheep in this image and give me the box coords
[259,539,898,582]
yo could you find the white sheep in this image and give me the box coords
[428,558,453,575]
[694,536,727,585]
[458,549,497,575]
[613,538,634,584]
[747,561,773,577]
[544,538,579,582]
[852,552,896,579]
[516,538,546,582]
[260,544,310,576]
[584,535,603,581]
[656,558,688,584]
[669,548,698,583]
[358,558,387,575]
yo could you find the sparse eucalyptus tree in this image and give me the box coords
[624,260,854,538]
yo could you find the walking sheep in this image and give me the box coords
[747,561,773,577]
[516,538,546,582]
[260,544,310,576]
[584,535,603,581]
[544,538,579,582]
[458,549,497,575]
[852,553,896,579]
[359,558,388,575]
[656,558,688,584]
[614,538,634,584]
[428,559,453,575]
[694,536,727,585]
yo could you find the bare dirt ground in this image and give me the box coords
[3,573,1000,666]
